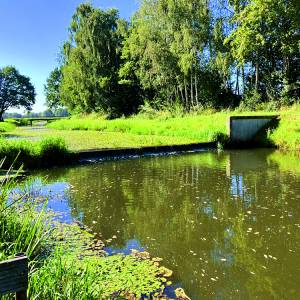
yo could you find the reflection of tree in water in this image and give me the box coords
[35,150,300,299]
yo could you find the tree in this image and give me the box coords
[121,0,235,111]
[226,0,300,103]
[59,3,142,117]
[0,66,35,121]
[44,67,63,110]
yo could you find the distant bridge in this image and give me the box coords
[17,117,68,126]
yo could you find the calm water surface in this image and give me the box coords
[30,149,300,299]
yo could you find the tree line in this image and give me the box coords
[44,0,300,117]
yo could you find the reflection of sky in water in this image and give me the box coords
[231,174,253,207]
[105,239,144,255]
[11,179,74,223]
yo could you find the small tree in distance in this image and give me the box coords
[0,66,35,121]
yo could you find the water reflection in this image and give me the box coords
[31,149,300,299]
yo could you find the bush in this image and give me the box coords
[0,122,15,132]
[5,118,30,126]
[238,89,262,111]
[0,138,73,169]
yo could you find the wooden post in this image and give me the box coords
[0,255,28,300]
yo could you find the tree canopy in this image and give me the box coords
[0,66,35,121]
[47,0,300,116]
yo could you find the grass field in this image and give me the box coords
[2,105,300,152]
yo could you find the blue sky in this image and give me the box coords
[0,0,139,112]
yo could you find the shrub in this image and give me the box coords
[0,122,15,132]
[0,138,73,169]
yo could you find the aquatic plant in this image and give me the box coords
[0,137,72,169]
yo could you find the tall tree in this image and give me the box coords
[60,3,141,117]
[121,0,234,111]
[226,0,300,103]
[44,67,63,110]
[0,66,35,121]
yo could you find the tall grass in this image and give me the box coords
[48,113,229,142]
[0,122,16,133]
[0,137,73,169]
[47,105,300,150]
[0,160,51,262]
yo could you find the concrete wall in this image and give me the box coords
[228,116,278,143]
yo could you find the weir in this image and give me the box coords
[228,115,279,144]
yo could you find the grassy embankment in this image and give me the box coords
[0,138,72,169]
[5,113,228,152]
[1,105,300,169]
[0,122,16,133]
[45,106,300,151]
[0,168,174,299]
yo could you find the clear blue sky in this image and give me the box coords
[0,0,139,113]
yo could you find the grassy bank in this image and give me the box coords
[268,109,300,150]
[6,127,202,151]
[0,137,72,169]
[3,106,300,152]
[48,113,228,142]
[0,170,176,299]
[46,107,300,151]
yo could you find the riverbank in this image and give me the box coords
[1,106,300,169]
[0,171,180,299]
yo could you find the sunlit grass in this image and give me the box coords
[0,122,15,132]
[5,105,300,151]
[0,137,71,168]
[7,128,202,151]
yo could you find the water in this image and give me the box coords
[30,149,300,299]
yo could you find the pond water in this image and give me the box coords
[30,149,300,299]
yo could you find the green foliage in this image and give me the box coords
[0,66,35,121]
[0,122,15,132]
[45,0,299,117]
[0,138,72,169]
[44,68,63,110]
[59,3,142,117]
[29,252,165,299]
[0,166,51,262]
[5,118,30,126]
[227,0,300,102]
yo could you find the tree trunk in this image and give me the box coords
[235,67,240,95]
[0,111,4,122]
[242,65,245,94]
[184,77,189,112]
[190,71,194,108]
[195,73,198,106]
[255,59,259,91]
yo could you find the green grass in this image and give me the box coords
[0,122,16,132]
[4,105,300,152]
[0,137,72,169]
[7,127,201,151]
[48,113,228,141]
[268,109,300,150]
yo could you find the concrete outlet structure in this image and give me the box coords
[228,115,279,144]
